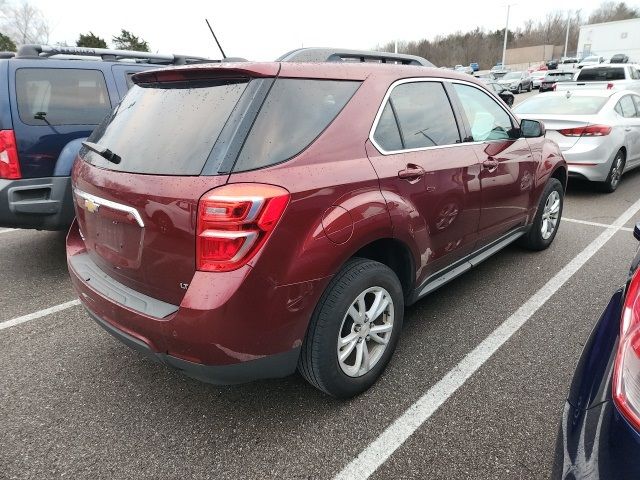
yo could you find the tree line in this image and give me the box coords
[0,0,149,52]
[378,1,640,68]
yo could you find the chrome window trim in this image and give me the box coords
[74,188,145,228]
[368,77,519,156]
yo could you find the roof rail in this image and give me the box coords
[14,44,219,65]
[0,52,16,59]
[277,47,434,67]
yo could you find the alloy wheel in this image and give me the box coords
[541,190,561,240]
[337,286,394,377]
[610,154,624,189]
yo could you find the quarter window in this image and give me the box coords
[617,95,638,118]
[16,68,111,126]
[453,84,514,141]
[373,103,403,151]
[379,82,460,150]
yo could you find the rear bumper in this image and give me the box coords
[66,220,327,384]
[0,176,74,230]
[563,140,618,182]
[87,306,301,385]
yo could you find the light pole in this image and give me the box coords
[563,14,571,59]
[501,5,513,67]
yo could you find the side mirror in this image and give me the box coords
[634,222,640,241]
[520,119,545,138]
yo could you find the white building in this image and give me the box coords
[577,18,640,61]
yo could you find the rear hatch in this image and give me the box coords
[73,68,265,305]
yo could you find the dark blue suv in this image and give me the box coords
[0,44,210,230]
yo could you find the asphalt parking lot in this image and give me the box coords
[2,155,640,479]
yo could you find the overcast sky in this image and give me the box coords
[31,0,636,60]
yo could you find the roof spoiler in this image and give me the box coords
[14,44,233,65]
[277,47,434,67]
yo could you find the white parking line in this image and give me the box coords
[563,217,634,232]
[0,300,81,331]
[335,199,640,480]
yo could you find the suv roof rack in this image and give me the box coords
[277,47,434,67]
[14,44,219,65]
[0,52,15,59]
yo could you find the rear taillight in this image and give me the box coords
[613,268,640,430]
[558,125,612,137]
[196,183,290,272]
[0,130,21,180]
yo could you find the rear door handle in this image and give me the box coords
[398,164,426,181]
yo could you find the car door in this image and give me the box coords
[366,79,482,285]
[618,94,640,164]
[450,82,536,247]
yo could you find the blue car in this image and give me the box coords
[0,44,210,231]
[470,62,479,72]
[553,222,640,478]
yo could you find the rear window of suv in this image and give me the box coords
[16,68,111,126]
[577,67,625,81]
[84,79,248,175]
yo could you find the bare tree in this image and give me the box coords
[0,1,49,45]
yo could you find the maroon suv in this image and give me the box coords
[67,49,567,398]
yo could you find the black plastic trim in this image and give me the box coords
[87,307,301,385]
[410,226,527,303]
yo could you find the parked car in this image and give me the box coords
[498,70,533,93]
[546,59,559,70]
[66,47,567,398]
[539,71,576,92]
[528,64,548,73]
[455,64,473,75]
[562,57,579,64]
[514,90,640,192]
[552,223,640,479]
[0,44,213,231]
[470,62,479,72]
[577,55,605,69]
[481,80,515,107]
[530,70,548,89]
[610,53,630,64]
[555,64,640,94]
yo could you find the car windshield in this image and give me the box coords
[513,95,609,115]
[546,72,574,80]
[502,72,521,80]
[582,56,600,62]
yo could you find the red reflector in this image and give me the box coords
[196,183,290,272]
[0,130,21,180]
[558,125,611,137]
[613,268,640,430]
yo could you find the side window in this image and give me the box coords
[385,82,460,149]
[373,103,403,151]
[617,95,637,118]
[452,83,514,141]
[630,68,640,80]
[15,68,112,126]
[633,95,640,117]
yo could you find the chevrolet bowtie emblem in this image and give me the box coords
[85,198,100,214]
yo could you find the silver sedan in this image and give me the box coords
[514,90,640,192]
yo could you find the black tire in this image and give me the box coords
[517,84,523,94]
[506,96,514,107]
[298,258,404,398]
[527,82,532,92]
[518,178,564,251]
[600,149,625,193]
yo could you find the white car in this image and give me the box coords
[555,64,640,94]
[514,90,640,192]
[530,71,547,89]
[577,55,605,69]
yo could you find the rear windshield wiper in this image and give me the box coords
[82,141,121,165]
